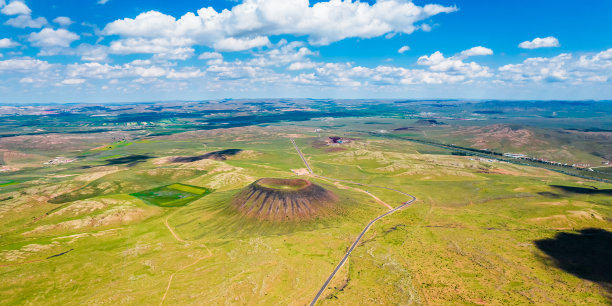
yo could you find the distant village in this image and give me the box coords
[314,126,611,172]
[325,136,351,145]
[44,157,76,165]
[0,166,18,173]
[502,152,610,170]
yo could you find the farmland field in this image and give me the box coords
[131,183,212,207]
[0,181,18,187]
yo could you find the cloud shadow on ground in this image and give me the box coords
[535,228,612,295]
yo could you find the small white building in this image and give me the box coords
[503,153,528,159]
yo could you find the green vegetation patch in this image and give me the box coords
[92,140,133,151]
[0,180,19,187]
[130,183,212,207]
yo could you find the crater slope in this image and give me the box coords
[232,178,338,221]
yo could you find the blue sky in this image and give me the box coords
[0,0,610,103]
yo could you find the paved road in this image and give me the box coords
[288,139,417,305]
[290,138,313,174]
[309,188,414,305]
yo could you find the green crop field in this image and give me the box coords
[0,180,18,187]
[166,183,210,195]
[131,183,212,207]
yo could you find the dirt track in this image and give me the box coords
[160,215,212,305]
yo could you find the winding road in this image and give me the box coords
[289,138,416,305]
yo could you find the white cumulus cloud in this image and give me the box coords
[63,60,208,82]
[308,61,472,86]
[214,36,270,52]
[458,46,493,58]
[576,48,612,71]
[28,28,79,48]
[102,0,457,54]
[1,1,31,15]
[398,45,410,54]
[518,36,560,49]
[76,44,108,62]
[499,49,612,83]
[288,61,317,70]
[61,78,86,85]
[2,0,48,28]
[167,68,204,79]
[417,47,492,78]
[198,51,222,60]
[4,14,47,28]
[53,16,73,27]
[108,37,195,60]
[499,54,570,82]
[0,57,52,72]
[247,40,316,67]
[0,38,19,48]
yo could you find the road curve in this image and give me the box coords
[309,186,415,305]
[288,139,417,305]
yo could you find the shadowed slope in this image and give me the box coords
[232,178,338,221]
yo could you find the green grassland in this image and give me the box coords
[0,124,610,304]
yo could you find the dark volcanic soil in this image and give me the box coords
[232,178,338,221]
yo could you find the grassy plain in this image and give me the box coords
[0,120,610,305]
